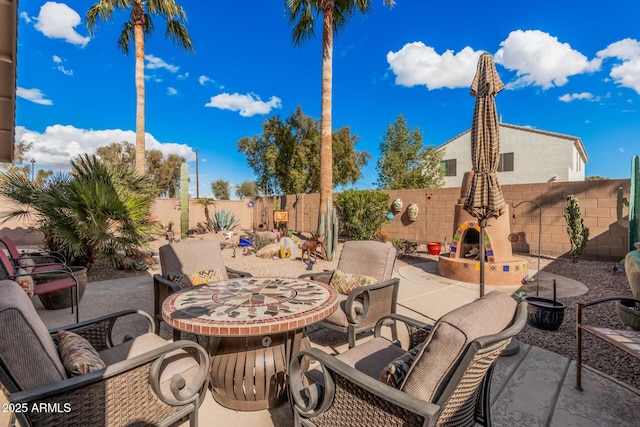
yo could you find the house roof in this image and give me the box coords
[0,0,17,163]
[438,122,589,163]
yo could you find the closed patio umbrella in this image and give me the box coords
[463,52,506,297]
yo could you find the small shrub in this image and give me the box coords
[564,195,589,263]
[392,238,418,258]
[335,190,390,240]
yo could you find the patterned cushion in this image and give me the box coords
[329,269,378,295]
[168,269,225,288]
[15,268,34,297]
[17,256,36,273]
[379,343,424,388]
[57,330,106,376]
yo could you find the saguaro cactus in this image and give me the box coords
[564,195,589,263]
[318,198,339,261]
[617,155,640,251]
[180,162,189,238]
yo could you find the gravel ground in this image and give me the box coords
[87,233,640,390]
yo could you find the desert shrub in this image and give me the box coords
[211,209,240,232]
[335,190,390,240]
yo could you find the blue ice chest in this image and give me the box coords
[239,237,253,247]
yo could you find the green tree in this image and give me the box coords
[376,114,444,190]
[212,179,230,200]
[286,0,395,256]
[238,106,369,194]
[1,140,35,177]
[195,197,216,231]
[0,155,157,267]
[236,181,259,199]
[96,141,136,168]
[86,0,194,174]
[96,143,185,197]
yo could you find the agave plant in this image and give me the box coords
[0,155,159,268]
[211,209,240,233]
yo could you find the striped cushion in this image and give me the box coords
[329,269,378,295]
[57,330,106,376]
[15,268,34,297]
[168,269,225,288]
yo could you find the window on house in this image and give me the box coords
[576,152,582,172]
[440,159,457,177]
[498,152,514,172]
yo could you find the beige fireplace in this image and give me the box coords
[438,171,527,286]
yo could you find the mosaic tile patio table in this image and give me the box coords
[162,277,339,410]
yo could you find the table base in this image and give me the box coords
[208,329,309,411]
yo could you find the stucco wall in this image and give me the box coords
[0,179,631,261]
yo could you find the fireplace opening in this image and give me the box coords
[460,229,486,261]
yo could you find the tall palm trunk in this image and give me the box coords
[134,7,146,174]
[318,1,333,248]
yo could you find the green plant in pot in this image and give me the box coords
[0,155,158,272]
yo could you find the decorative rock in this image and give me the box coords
[625,242,640,300]
[255,243,282,259]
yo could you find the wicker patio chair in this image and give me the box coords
[0,279,209,427]
[289,291,527,427]
[153,239,252,340]
[299,240,399,348]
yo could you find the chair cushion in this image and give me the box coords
[17,256,35,273]
[57,330,107,376]
[329,269,377,295]
[0,281,68,390]
[15,268,34,297]
[168,269,224,288]
[159,240,229,281]
[322,293,364,327]
[99,333,202,399]
[400,291,516,402]
[379,342,425,388]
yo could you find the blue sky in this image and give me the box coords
[15,1,640,197]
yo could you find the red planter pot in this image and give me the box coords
[427,242,442,255]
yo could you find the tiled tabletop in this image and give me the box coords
[162,277,338,337]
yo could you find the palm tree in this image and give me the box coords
[195,197,216,232]
[86,0,194,175]
[0,155,158,267]
[285,0,394,260]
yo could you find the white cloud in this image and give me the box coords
[145,54,179,73]
[177,72,190,80]
[52,55,73,75]
[199,75,224,89]
[386,43,482,89]
[495,30,598,89]
[15,125,195,170]
[167,87,178,95]
[20,11,32,23]
[596,38,640,94]
[34,2,89,47]
[16,87,53,105]
[205,93,282,117]
[558,92,597,102]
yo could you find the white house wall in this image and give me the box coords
[439,124,586,188]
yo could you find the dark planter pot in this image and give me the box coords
[37,266,87,310]
[614,300,640,331]
[523,296,566,331]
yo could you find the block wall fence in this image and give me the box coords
[253,179,632,261]
[0,179,631,261]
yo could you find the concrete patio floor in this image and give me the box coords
[6,261,640,426]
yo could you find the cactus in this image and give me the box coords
[180,162,189,238]
[617,155,640,251]
[318,198,338,261]
[564,195,589,263]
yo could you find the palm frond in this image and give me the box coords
[118,21,134,54]
[166,21,194,52]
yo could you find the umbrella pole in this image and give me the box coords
[479,216,487,298]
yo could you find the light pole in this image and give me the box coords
[30,159,35,182]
